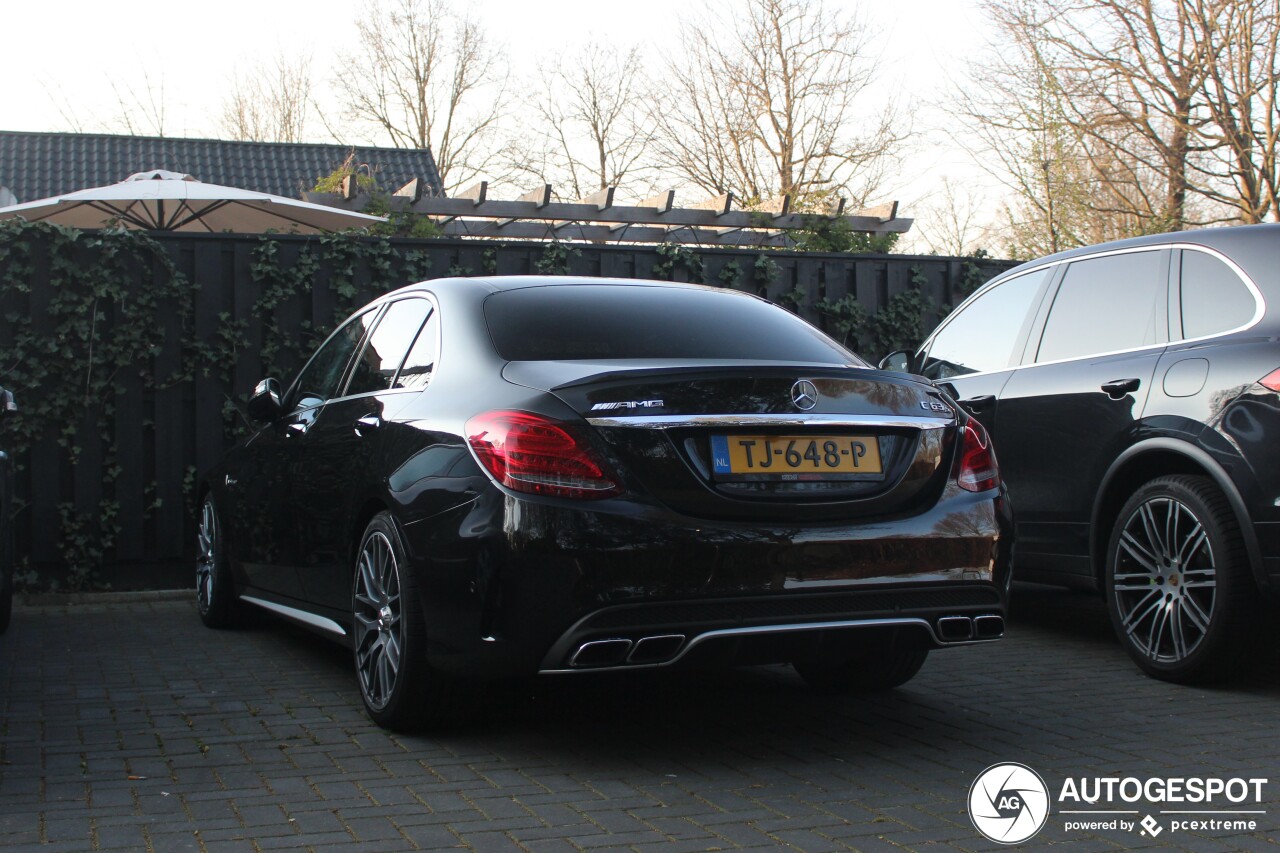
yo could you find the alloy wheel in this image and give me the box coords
[353,531,403,711]
[1112,496,1216,663]
[196,498,218,614]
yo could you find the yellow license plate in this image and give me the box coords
[711,434,882,475]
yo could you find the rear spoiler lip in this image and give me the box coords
[584,412,954,429]
[540,363,922,392]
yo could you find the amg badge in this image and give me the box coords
[590,399,665,411]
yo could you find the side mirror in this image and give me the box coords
[247,378,283,423]
[878,349,914,373]
[0,388,14,416]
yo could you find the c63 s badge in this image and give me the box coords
[590,399,665,411]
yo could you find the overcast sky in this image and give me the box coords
[2,0,999,246]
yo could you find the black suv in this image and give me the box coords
[884,224,1280,683]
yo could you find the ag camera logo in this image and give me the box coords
[968,763,1051,844]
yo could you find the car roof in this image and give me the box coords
[997,222,1280,278]
[386,275,747,300]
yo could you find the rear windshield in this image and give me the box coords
[484,284,861,364]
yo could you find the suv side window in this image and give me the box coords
[921,269,1049,379]
[1036,250,1163,363]
[345,298,434,396]
[291,308,378,411]
[1179,250,1256,339]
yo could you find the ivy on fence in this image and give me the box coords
[0,221,1008,589]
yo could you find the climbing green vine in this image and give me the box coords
[0,222,1010,590]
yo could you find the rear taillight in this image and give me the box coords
[465,410,622,500]
[954,419,1000,492]
[1259,368,1280,392]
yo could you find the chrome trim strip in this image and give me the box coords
[538,616,998,674]
[241,595,348,637]
[586,413,952,429]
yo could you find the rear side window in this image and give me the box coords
[921,269,1048,379]
[484,285,860,364]
[346,298,434,396]
[394,310,439,390]
[1180,250,1256,339]
[1037,251,1162,363]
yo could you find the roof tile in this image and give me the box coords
[0,131,442,203]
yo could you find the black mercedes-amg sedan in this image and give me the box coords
[198,277,1012,730]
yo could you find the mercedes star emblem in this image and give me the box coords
[791,379,819,411]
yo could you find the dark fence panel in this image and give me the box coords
[0,230,1016,589]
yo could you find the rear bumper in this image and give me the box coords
[538,587,1006,674]
[404,483,1013,678]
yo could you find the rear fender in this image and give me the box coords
[1092,438,1266,593]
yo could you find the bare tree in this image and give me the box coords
[110,69,169,137]
[507,44,655,201]
[961,0,1280,252]
[954,8,1159,256]
[1186,0,1280,223]
[914,178,999,256]
[652,0,906,207]
[220,53,315,143]
[332,0,508,193]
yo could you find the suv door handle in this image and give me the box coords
[1101,378,1140,399]
[354,415,382,436]
[960,394,995,410]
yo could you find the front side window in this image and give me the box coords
[345,298,434,396]
[1179,250,1256,340]
[921,269,1048,379]
[291,308,378,410]
[1036,251,1163,363]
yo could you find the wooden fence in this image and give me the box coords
[0,231,1016,589]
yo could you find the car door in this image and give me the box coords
[226,308,380,598]
[995,248,1170,582]
[916,266,1056,440]
[292,297,438,611]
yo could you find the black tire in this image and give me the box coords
[793,634,929,694]
[352,512,456,731]
[1105,475,1261,684]
[196,494,241,628]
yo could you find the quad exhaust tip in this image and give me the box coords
[974,614,1005,639]
[937,616,974,642]
[569,638,632,667]
[936,614,1005,642]
[569,634,687,668]
[628,634,685,664]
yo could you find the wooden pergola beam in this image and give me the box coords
[409,196,910,234]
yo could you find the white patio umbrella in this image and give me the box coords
[0,170,386,234]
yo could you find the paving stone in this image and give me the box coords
[0,591,1277,853]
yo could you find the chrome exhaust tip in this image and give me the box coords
[569,638,632,667]
[937,615,975,642]
[973,615,1005,639]
[628,634,685,664]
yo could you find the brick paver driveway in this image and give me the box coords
[1,585,1277,852]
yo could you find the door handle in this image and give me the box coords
[354,415,382,436]
[960,394,995,410]
[1101,378,1140,399]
